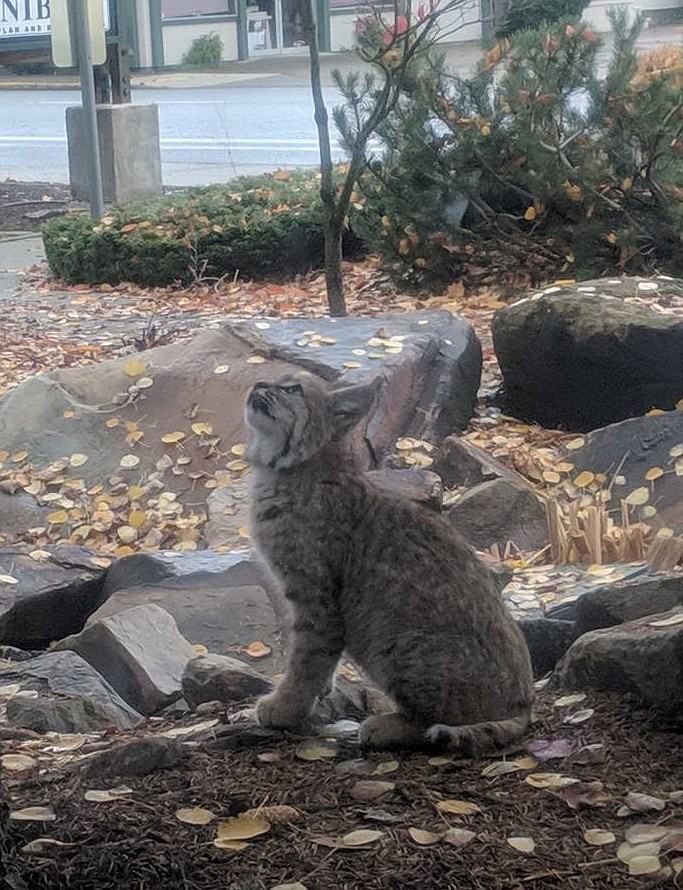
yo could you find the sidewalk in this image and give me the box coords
[0,23,680,91]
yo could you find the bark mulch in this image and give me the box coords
[3,688,682,890]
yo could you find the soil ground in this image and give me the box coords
[0,181,85,234]
[3,688,682,890]
[1,181,682,890]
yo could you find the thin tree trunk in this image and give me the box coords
[302,0,347,316]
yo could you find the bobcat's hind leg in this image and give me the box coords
[359,713,427,750]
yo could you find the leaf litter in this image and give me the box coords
[2,254,683,887]
[3,686,683,888]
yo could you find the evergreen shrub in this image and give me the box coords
[43,170,362,287]
[353,12,683,287]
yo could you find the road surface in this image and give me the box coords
[0,84,345,185]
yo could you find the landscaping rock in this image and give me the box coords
[0,312,481,540]
[0,650,143,733]
[434,436,518,488]
[553,606,683,722]
[79,737,185,778]
[574,572,683,634]
[54,604,196,715]
[517,617,577,677]
[0,545,107,649]
[182,654,273,709]
[232,311,482,449]
[102,549,254,597]
[568,411,683,533]
[492,278,683,431]
[445,477,548,553]
[90,551,287,676]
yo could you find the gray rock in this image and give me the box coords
[182,654,273,709]
[575,572,683,635]
[102,549,252,597]
[0,313,481,538]
[0,545,106,649]
[445,477,548,554]
[553,606,683,722]
[79,737,185,778]
[0,650,142,733]
[492,279,683,430]
[517,617,577,677]
[569,412,683,533]
[90,552,288,677]
[232,310,482,450]
[53,604,196,716]
[434,435,519,488]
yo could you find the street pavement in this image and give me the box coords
[0,24,680,186]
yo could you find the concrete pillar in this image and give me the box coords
[66,104,163,204]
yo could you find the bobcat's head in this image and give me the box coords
[245,371,380,469]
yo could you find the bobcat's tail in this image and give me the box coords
[425,710,532,758]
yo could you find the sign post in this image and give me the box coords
[51,0,106,220]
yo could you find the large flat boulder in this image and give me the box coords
[88,554,287,676]
[567,411,683,533]
[182,654,273,709]
[0,545,107,649]
[0,311,481,550]
[574,572,683,635]
[53,604,196,715]
[492,278,683,431]
[0,650,143,733]
[553,607,683,722]
[445,477,548,554]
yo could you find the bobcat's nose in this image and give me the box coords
[247,385,272,415]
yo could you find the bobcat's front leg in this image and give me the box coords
[256,596,343,731]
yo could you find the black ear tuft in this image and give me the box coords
[329,377,382,436]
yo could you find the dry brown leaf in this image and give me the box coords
[9,806,56,822]
[294,741,337,762]
[372,760,399,776]
[507,836,535,853]
[584,828,616,845]
[443,827,476,848]
[1,754,35,772]
[436,799,481,815]
[408,827,442,846]
[340,829,384,847]
[216,815,270,841]
[123,359,146,378]
[625,487,649,506]
[212,838,250,851]
[244,641,272,659]
[625,791,666,812]
[175,807,215,825]
[350,780,395,802]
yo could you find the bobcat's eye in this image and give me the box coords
[281,383,303,395]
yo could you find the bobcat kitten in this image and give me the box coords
[245,371,534,753]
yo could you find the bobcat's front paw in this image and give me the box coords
[255,691,308,730]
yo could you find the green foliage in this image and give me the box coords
[495,0,591,38]
[43,170,361,288]
[181,31,223,67]
[352,11,683,287]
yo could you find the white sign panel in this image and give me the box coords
[51,0,108,66]
[0,0,110,40]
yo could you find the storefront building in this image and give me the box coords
[0,0,680,70]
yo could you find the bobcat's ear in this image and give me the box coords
[329,378,382,436]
